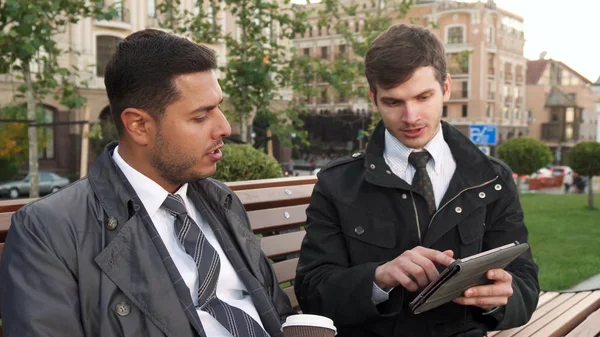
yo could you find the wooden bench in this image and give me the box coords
[1,176,599,337]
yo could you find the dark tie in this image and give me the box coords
[408,151,436,216]
[162,194,269,337]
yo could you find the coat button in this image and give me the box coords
[386,170,392,175]
[370,164,376,170]
[354,226,365,235]
[401,193,407,199]
[116,302,130,316]
[479,192,486,199]
[455,207,462,214]
[495,184,502,191]
[106,217,118,231]
[352,152,362,158]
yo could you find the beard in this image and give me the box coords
[148,131,202,187]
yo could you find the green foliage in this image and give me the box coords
[89,119,119,156]
[157,0,309,144]
[0,158,20,182]
[213,144,283,182]
[0,0,116,108]
[567,142,600,177]
[497,137,553,175]
[0,103,52,166]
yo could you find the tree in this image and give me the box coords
[0,0,115,197]
[287,0,415,146]
[567,141,600,210]
[497,137,553,195]
[158,0,309,145]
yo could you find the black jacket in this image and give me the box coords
[0,143,295,337]
[295,122,539,337]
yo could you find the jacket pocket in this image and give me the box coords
[457,208,486,258]
[338,203,396,249]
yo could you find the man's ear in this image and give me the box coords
[369,90,378,108]
[442,75,452,102]
[121,108,155,146]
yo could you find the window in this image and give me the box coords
[321,46,328,59]
[447,26,464,44]
[487,104,494,117]
[514,108,519,119]
[487,26,494,44]
[461,81,468,97]
[147,0,156,17]
[462,105,468,117]
[303,48,310,56]
[504,106,510,119]
[442,105,448,118]
[96,36,123,76]
[320,89,328,104]
[339,45,346,55]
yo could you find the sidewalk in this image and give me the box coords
[567,274,600,292]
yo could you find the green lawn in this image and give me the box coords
[521,193,600,291]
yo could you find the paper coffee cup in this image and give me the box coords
[281,314,337,337]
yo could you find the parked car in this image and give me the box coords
[550,166,573,176]
[0,172,70,199]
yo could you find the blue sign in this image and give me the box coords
[469,124,497,146]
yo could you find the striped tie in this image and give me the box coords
[162,194,269,337]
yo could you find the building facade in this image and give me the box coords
[292,0,529,150]
[592,77,600,142]
[0,0,252,175]
[526,58,597,163]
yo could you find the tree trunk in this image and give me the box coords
[23,63,39,198]
[588,176,594,210]
[240,114,248,144]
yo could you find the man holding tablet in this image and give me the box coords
[295,24,540,337]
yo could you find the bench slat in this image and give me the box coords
[283,286,298,308]
[0,212,14,242]
[566,305,600,337]
[248,204,308,232]
[273,258,299,283]
[530,291,600,337]
[261,231,305,258]
[488,292,561,337]
[510,292,590,337]
[235,185,314,211]
[0,199,35,213]
[493,293,578,337]
[227,176,317,191]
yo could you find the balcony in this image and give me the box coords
[488,68,495,77]
[505,72,513,83]
[541,122,579,142]
[488,92,496,100]
[505,95,513,105]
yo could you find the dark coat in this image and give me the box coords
[295,122,540,337]
[0,143,295,337]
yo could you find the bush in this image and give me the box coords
[213,144,283,182]
[567,141,600,209]
[497,137,553,176]
[0,158,19,182]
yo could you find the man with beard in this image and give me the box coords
[0,29,295,337]
[295,24,539,337]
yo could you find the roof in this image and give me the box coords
[526,59,593,85]
[545,86,577,108]
[526,59,549,85]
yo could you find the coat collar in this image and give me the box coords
[364,120,498,193]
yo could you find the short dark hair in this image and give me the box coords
[104,29,217,134]
[365,24,447,98]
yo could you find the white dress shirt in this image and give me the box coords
[372,124,457,305]
[383,124,456,208]
[112,146,264,336]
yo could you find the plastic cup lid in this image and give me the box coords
[281,314,337,334]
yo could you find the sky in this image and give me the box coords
[292,0,600,83]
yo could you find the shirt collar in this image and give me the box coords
[112,145,188,216]
[384,124,445,175]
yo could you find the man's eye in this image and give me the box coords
[194,116,207,122]
[419,95,431,101]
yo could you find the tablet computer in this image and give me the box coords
[409,241,529,315]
